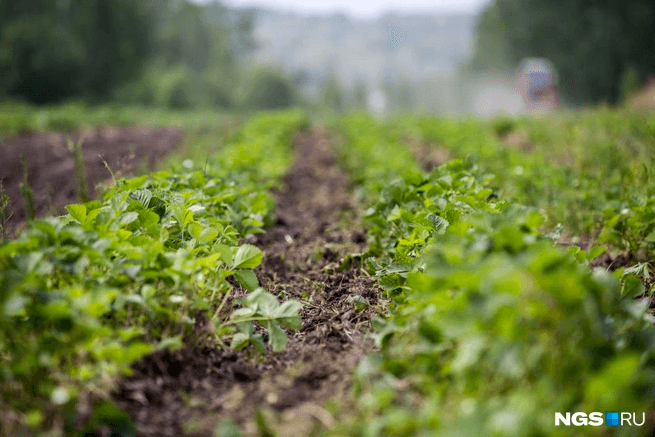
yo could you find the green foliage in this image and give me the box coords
[405,109,655,262]
[243,69,297,110]
[0,0,152,103]
[0,110,306,434]
[337,113,422,194]
[0,0,257,109]
[0,182,11,241]
[619,66,642,102]
[333,111,655,436]
[0,0,303,111]
[0,102,235,137]
[229,288,303,353]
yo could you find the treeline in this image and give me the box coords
[0,0,300,110]
[466,0,655,105]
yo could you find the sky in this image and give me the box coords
[191,0,493,18]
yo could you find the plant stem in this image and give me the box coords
[67,135,90,203]
[19,156,35,220]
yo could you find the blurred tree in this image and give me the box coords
[0,0,247,108]
[319,75,345,113]
[0,0,152,103]
[0,14,86,103]
[467,0,655,105]
[204,4,258,59]
[147,0,237,108]
[352,80,368,111]
[245,69,296,109]
[464,3,514,75]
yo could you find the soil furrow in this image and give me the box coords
[115,128,378,436]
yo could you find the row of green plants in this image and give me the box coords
[0,110,307,435]
[332,113,655,436]
[399,108,655,266]
[0,102,238,137]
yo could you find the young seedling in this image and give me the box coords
[19,156,35,221]
[99,154,117,186]
[67,135,90,203]
[45,188,55,217]
[0,181,13,240]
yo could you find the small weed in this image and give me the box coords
[44,188,55,216]
[99,154,117,186]
[67,135,90,203]
[0,181,12,240]
[19,156,35,220]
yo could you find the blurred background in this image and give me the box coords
[1,0,653,115]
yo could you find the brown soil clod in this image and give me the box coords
[115,128,380,436]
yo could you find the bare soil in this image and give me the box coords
[0,127,184,235]
[114,129,380,436]
[403,133,451,172]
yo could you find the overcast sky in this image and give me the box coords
[192,0,493,18]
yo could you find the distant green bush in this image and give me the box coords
[244,69,297,110]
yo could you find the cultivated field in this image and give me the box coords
[1,105,654,436]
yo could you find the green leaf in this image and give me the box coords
[86,208,102,224]
[235,270,259,291]
[4,295,28,317]
[66,204,87,224]
[352,295,370,312]
[183,210,195,227]
[14,253,43,274]
[267,321,288,352]
[124,343,154,363]
[188,222,204,241]
[124,175,148,190]
[588,245,607,262]
[621,274,645,299]
[214,244,233,265]
[427,214,449,232]
[119,212,139,226]
[171,204,192,230]
[231,307,256,318]
[214,421,241,437]
[245,288,279,315]
[129,189,152,208]
[251,334,266,353]
[274,300,303,330]
[158,336,183,351]
[199,227,219,244]
[231,333,250,351]
[232,244,263,269]
[568,246,586,262]
[139,210,160,229]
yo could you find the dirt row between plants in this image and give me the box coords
[115,129,380,436]
[404,133,451,173]
[0,127,185,236]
